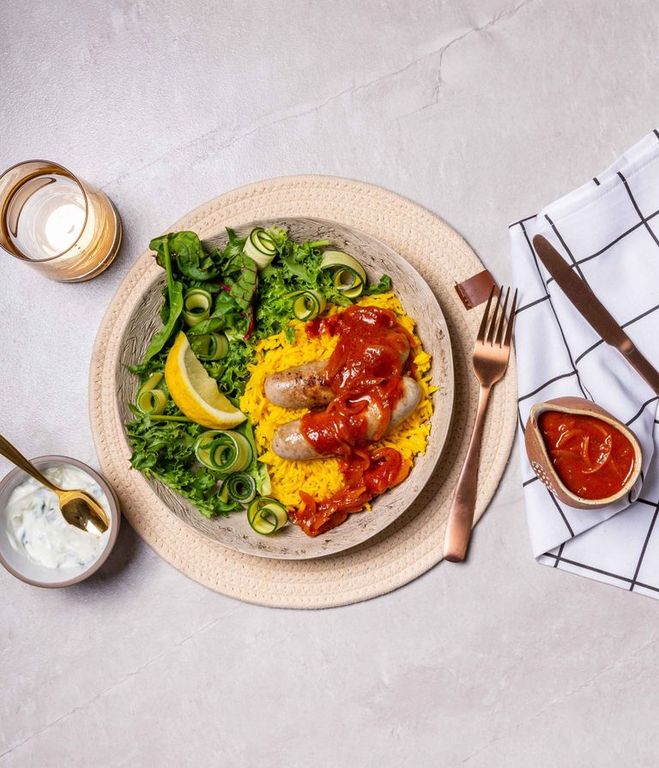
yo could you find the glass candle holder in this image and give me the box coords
[0,160,121,282]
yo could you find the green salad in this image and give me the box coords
[126,226,391,530]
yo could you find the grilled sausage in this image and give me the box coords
[265,341,412,411]
[271,419,320,460]
[272,377,421,460]
[264,361,334,410]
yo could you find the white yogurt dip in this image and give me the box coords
[6,465,110,570]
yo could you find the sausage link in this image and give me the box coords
[271,377,421,461]
[264,340,411,412]
[264,361,333,409]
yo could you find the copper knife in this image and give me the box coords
[532,235,659,395]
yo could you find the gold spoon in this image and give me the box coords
[0,434,109,536]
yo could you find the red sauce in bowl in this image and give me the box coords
[538,411,635,500]
[289,305,415,536]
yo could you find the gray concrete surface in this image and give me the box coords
[1,1,658,766]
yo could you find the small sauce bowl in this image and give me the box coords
[524,397,643,509]
[0,455,120,587]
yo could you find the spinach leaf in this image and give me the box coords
[143,238,184,361]
[188,290,246,338]
[168,231,219,280]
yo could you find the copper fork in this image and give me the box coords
[443,285,518,562]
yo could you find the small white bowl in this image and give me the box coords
[0,455,120,588]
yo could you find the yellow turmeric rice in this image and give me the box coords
[239,292,436,507]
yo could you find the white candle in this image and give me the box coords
[9,174,86,260]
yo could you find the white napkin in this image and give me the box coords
[510,131,659,598]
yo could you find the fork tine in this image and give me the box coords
[486,286,502,345]
[503,289,519,348]
[477,285,496,343]
[494,287,510,346]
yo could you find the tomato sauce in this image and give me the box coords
[289,305,415,536]
[538,411,635,500]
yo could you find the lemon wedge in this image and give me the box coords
[164,332,246,429]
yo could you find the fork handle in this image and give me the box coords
[443,384,492,562]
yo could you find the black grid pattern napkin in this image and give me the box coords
[511,131,659,598]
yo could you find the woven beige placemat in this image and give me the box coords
[90,175,517,609]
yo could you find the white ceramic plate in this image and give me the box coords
[119,218,454,559]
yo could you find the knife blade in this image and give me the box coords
[532,234,659,395]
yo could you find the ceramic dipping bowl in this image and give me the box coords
[0,456,120,587]
[524,396,643,509]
